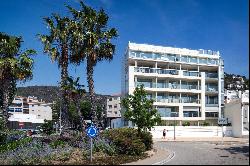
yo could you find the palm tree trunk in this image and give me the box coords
[76,97,83,130]
[60,44,70,131]
[87,57,97,125]
[0,70,15,129]
[1,88,9,128]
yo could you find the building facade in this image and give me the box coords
[7,96,52,129]
[122,42,224,126]
[106,95,122,128]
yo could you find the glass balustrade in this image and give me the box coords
[183,111,199,117]
[205,73,218,78]
[183,71,200,77]
[130,51,219,66]
[206,86,218,92]
[181,84,200,90]
[134,67,179,75]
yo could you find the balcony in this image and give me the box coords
[135,81,201,93]
[205,73,218,79]
[181,84,200,90]
[183,71,200,77]
[130,51,219,65]
[135,67,202,78]
[134,67,179,75]
[206,87,218,92]
[205,101,218,107]
[183,111,199,117]
[156,98,200,104]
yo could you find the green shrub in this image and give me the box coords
[202,121,210,126]
[0,137,32,153]
[182,121,190,126]
[139,131,153,150]
[102,128,147,155]
[41,120,53,135]
[94,139,117,156]
[0,132,7,143]
[49,140,65,149]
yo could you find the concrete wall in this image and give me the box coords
[149,126,233,138]
[224,100,249,137]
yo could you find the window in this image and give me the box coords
[114,111,117,114]
[8,108,14,112]
[23,109,29,114]
[109,98,112,101]
[108,105,112,109]
[114,104,117,108]
[15,108,22,112]
[205,112,218,117]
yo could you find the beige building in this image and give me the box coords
[106,95,121,128]
[8,96,52,129]
[122,42,225,126]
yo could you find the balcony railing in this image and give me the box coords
[156,98,200,104]
[130,51,219,65]
[205,73,218,78]
[181,84,200,90]
[183,71,200,77]
[157,110,179,117]
[206,87,218,92]
[135,67,202,77]
[135,82,201,91]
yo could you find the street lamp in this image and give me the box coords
[171,112,178,140]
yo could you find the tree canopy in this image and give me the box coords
[122,85,161,134]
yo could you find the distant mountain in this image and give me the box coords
[16,86,59,103]
[16,86,112,108]
[224,72,249,90]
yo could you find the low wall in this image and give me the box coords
[149,126,233,138]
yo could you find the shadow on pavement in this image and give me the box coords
[218,145,249,157]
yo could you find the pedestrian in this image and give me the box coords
[162,129,167,139]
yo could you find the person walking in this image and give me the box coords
[162,129,167,139]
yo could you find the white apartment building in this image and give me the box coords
[106,95,122,128]
[122,42,224,126]
[8,96,52,129]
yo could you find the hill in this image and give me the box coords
[224,72,249,90]
[16,86,111,107]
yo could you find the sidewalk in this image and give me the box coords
[154,137,249,143]
[123,148,172,165]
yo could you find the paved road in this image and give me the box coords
[154,141,249,165]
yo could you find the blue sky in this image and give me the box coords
[0,0,249,95]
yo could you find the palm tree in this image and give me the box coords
[67,1,118,125]
[63,76,86,130]
[38,14,76,130]
[0,32,36,128]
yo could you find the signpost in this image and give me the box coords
[86,124,98,162]
[218,118,228,145]
[171,112,178,140]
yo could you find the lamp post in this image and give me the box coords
[171,112,178,140]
